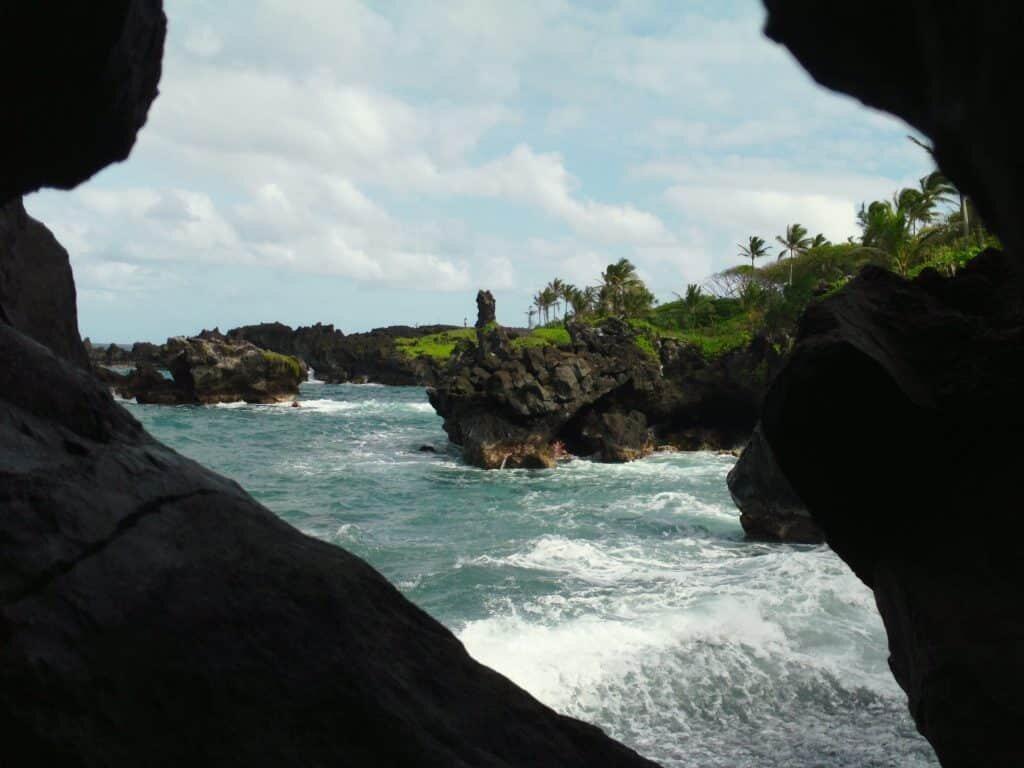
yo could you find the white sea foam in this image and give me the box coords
[472,535,686,586]
[457,535,912,767]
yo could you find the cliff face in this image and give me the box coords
[0,199,90,369]
[428,317,781,469]
[763,3,1024,764]
[0,4,659,765]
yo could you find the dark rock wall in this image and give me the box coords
[726,423,822,544]
[764,1,1023,253]
[763,3,1024,764]
[0,2,166,202]
[0,199,89,368]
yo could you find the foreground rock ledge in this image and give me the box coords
[0,323,659,767]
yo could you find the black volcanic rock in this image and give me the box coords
[229,321,452,386]
[0,199,89,369]
[0,322,658,767]
[428,319,653,468]
[428,317,780,469]
[476,289,497,328]
[0,2,166,203]
[726,424,821,544]
[759,253,1024,766]
[113,335,305,405]
[764,3,1024,764]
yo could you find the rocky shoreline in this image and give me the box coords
[426,292,782,471]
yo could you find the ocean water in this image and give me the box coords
[122,382,938,767]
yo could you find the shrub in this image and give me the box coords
[262,351,303,379]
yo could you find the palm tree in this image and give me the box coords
[565,285,599,318]
[776,223,812,286]
[737,236,770,269]
[547,278,567,320]
[538,286,557,325]
[532,292,546,326]
[907,137,971,238]
[600,258,642,316]
[857,199,951,276]
[672,283,712,327]
[810,233,830,249]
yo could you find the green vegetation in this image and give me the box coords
[394,328,477,360]
[403,151,995,366]
[262,351,303,379]
[515,163,994,361]
[511,326,572,350]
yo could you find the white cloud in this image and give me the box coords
[183,26,223,58]
[27,0,937,336]
[545,106,584,135]
[445,145,672,245]
[666,185,859,244]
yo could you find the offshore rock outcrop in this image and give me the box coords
[765,3,1024,763]
[428,310,781,470]
[429,318,657,468]
[0,5,659,765]
[228,321,451,385]
[113,332,307,405]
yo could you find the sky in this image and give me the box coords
[28,0,934,342]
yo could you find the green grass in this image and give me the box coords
[630,315,752,359]
[394,328,477,360]
[908,240,991,278]
[676,326,753,357]
[511,326,572,349]
[262,351,303,379]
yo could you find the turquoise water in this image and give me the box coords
[123,382,937,767]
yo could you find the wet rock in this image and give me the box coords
[577,409,653,463]
[727,424,822,544]
[116,363,179,405]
